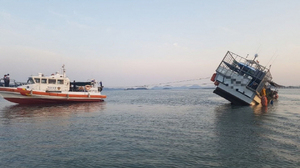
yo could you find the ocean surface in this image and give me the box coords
[0,89,299,168]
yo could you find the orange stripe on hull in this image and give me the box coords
[17,90,106,99]
[4,97,105,104]
[90,95,107,98]
[0,87,19,92]
[68,94,89,98]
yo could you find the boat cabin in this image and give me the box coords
[22,73,102,93]
[19,65,103,93]
[24,73,70,92]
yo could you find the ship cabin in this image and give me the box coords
[24,72,70,92]
[22,72,102,93]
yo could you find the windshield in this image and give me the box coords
[27,77,35,84]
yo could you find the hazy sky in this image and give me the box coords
[1,0,300,87]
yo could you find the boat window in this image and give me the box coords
[57,79,64,84]
[27,77,35,84]
[34,78,41,83]
[41,78,47,84]
[49,79,56,84]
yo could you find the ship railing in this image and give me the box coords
[216,51,272,93]
[0,79,26,87]
[222,51,269,75]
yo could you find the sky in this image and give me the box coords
[0,0,300,87]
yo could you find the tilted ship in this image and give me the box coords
[211,51,279,106]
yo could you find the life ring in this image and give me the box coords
[85,85,91,91]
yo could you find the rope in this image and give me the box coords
[132,77,210,88]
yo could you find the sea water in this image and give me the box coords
[0,89,299,167]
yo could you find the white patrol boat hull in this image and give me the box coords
[0,87,106,104]
[0,65,106,104]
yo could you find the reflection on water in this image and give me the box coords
[213,99,299,167]
[0,102,106,120]
[214,100,279,117]
[0,89,299,167]
[251,100,279,116]
[214,104,267,167]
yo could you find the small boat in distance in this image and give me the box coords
[211,51,279,106]
[0,65,106,104]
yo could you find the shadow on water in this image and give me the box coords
[0,102,107,120]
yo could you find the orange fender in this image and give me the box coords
[261,96,268,107]
[211,73,217,82]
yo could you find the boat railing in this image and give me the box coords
[0,78,26,87]
[216,51,272,92]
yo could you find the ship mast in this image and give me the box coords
[62,64,66,78]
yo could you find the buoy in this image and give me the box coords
[211,73,217,82]
[261,96,268,107]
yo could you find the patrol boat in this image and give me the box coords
[0,65,106,104]
[211,51,279,106]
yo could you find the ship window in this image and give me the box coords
[34,78,41,83]
[57,79,64,84]
[27,77,35,84]
[49,79,56,84]
[41,78,47,84]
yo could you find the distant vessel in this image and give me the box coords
[211,51,279,106]
[0,65,106,104]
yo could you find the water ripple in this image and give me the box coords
[0,89,299,167]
